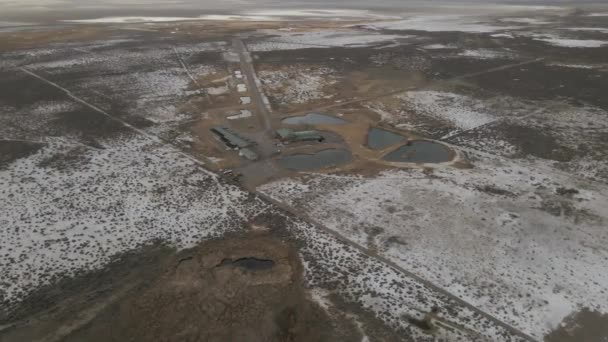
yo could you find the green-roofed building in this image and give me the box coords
[275,128,324,142]
[211,126,254,149]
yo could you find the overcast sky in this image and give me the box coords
[0,0,584,10]
[0,0,598,20]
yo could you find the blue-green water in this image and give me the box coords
[367,127,405,150]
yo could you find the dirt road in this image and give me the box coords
[233,38,273,132]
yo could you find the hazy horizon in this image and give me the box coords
[0,0,598,21]
[1,0,604,19]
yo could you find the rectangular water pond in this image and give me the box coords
[382,141,452,163]
[278,149,351,171]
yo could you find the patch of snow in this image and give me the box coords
[287,208,518,341]
[309,288,332,311]
[542,293,576,332]
[176,133,195,144]
[562,27,608,33]
[28,55,107,70]
[247,29,406,51]
[0,136,263,305]
[536,37,608,48]
[398,91,496,130]
[549,63,595,69]
[200,9,399,22]
[364,15,520,33]
[227,110,252,120]
[458,49,514,59]
[499,17,552,25]
[422,43,458,49]
[236,84,247,93]
[491,33,515,38]
[30,101,78,116]
[239,96,251,105]
[0,21,32,27]
[62,16,203,24]
[259,67,336,105]
[0,101,78,138]
[173,41,228,54]
[222,51,240,63]
[260,152,608,339]
[207,85,229,95]
[364,104,394,123]
[142,105,189,124]
[141,69,191,96]
[4,48,59,62]
[530,33,608,47]
[246,9,400,20]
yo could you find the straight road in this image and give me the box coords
[233,38,272,132]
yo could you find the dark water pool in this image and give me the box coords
[278,149,351,170]
[382,141,452,163]
[220,257,275,271]
[367,127,405,150]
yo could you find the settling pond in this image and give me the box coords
[383,141,452,163]
[278,149,351,171]
[282,113,346,125]
[367,127,406,150]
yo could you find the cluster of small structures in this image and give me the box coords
[210,126,259,161]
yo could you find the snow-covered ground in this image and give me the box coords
[259,66,336,105]
[62,16,207,24]
[0,133,526,340]
[12,39,226,138]
[227,109,252,120]
[281,205,528,342]
[515,32,608,48]
[491,33,515,38]
[0,82,527,342]
[487,29,608,48]
[372,87,608,180]
[261,75,608,339]
[363,15,519,33]
[393,91,499,132]
[457,48,515,59]
[0,134,265,303]
[548,63,596,69]
[535,37,608,48]
[247,29,408,51]
[260,150,608,340]
[563,27,608,33]
[245,9,398,20]
[423,43,458,50]
[61,9,400,24]
[499,17,552,25]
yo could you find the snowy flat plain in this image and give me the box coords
[260,151,608,339]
